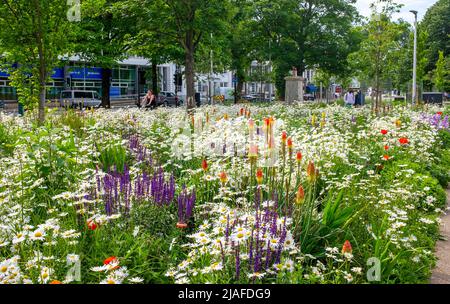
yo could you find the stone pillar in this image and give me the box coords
[284,68,304,104]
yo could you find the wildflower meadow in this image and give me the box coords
[1,103,449,284]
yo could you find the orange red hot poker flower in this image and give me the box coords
[287,138,293,157]
[256,168,263,184]
[287,137,293,149]
[281,131,288,145]
[219,171,228,184]
[201,159,208,171]
[296,185,305,205]
[296,152,302,163]
[248,144,258,158]
[306,161,319,182]
[342,240,352,255]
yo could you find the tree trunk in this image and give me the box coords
[185,31,196,111]
[151,61,158,94]
[237,81,244,102]
[101,68,112,108]
[375,74,381,115]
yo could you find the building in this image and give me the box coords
[244,61,274,97]
[1,56,281,103]
[0,56,235,102]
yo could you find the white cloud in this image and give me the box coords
[354,0,438,23]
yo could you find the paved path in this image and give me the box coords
[430,188,450,284]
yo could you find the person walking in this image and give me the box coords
[355,90,362,107]
[344,89,355,108]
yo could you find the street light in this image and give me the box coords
[209,33,213,105]
[410,10,418,105]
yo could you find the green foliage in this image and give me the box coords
[349,0,408,108]
[54,110,93,138]
[97,143,128,173]
[0,0,73,122]
[130,204,177,237]
[421,0,450,77]
[251,0,360,97]
[0,122,17,156]
[322,191,357,230]
[433,51,449,92]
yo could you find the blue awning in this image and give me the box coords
[306,84,317,93]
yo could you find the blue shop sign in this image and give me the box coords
[51,68,64,79]
[1,66,63,78]
[110,87,120,97]
[69,67,103,80]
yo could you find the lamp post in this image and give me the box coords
[268,39,272,103]
[209,33,213,105]
[410,10,418,105]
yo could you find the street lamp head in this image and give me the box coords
[409,10,418,16]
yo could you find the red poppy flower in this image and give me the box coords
[383,155,390,161]
[176,222,188,229]
[103,256,118,265]
[87,220,97,231]
[437,112,443,116]
[399,137,409,145]
[384,145,389,151]
[381,129,388,135]
[103,256,120,270]
[50,280,62,284]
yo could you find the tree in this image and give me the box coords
[72,0,136,108]
[139,0,233,111]
[349,0,404,112]
[124,1,185,96]
[0,0,72,123]
[434,51,449,92]
[228,1,254,102]
[420,0,450,77]
[252,0,360,98]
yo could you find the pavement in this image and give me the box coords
[430,187,450,284]
[0,99,136,113]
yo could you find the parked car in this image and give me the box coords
[157,91,183,107]
[60,90,101,108]
[304,93,315,101]
[242,95,256,102]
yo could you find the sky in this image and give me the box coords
[355,0,438,23]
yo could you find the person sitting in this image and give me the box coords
[140,90,156,109]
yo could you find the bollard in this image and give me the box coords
[18,102,24,116]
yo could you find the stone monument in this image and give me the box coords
[285,67,304,104]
